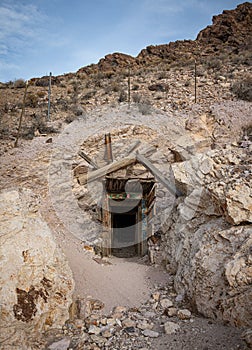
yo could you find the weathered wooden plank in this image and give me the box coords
[78,151,98,169]
[136,153,183,197]
[125,140,141,156]
[78,157,136,185]
[140,145,157,158]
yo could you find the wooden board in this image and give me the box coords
[136,153,183,197]
[78,157,136,185]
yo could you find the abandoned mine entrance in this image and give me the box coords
[111,210,138,258]
[102,176,156,258]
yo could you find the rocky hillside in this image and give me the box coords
[0,2,251,154]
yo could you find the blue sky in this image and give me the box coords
[0,0,244,82]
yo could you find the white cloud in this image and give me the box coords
[142,0,185,14]
[0,2,46,43]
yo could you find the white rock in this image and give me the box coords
[137,320,153,330]
[164,321,180,335]
[122,318,136,328]
[177,309,192,320]
[89,325,101,335]
[142,329,159,338]
[48,338,71,350]
[160,298,173,309]
[0,189,74,349]
[167,307,177,317]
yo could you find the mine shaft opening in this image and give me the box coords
[102,176,156,259]
[111,209,138,258]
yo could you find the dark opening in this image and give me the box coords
[112,211,138,258]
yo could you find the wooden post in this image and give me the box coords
[47,72,52,121]
[14,80,29,148]
[128,64,131,106]
[194,60,197,103]
[104,133,113,164]
[78,151,98,169]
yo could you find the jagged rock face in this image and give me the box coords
[165,146,252,327]
[0,189,74,350]
[197,2,252,49]
[172,146,252,225]
[97,53,136,72]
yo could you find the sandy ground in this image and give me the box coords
[48,208,169,314]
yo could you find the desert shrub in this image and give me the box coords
[148,83,167,92]
[157,71,167,80]
[206,58,222,70]
[105,81,121,94]
[118,90,127,102]
[132,84,140,91]
[231,51,252,66]
[65,115,77,124]
[231,76,252,102]
[82,90,96,100]
[72,105,85,116]
[30,115,59,134]
[35,77,49,87]
[14,79,26,88]
[21,126,36,140]
[37,91,46,98]
[196,66,205,77]
[25,93,39,107]
[35,75,60,87]
[56,98,68,111]
[132,93,142,103]
[138,100,152,115]
[0,126,10,138]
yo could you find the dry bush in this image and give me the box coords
[138,99,152,115]
[118,90,127,102]
[104,81,121,94]
[37,91,46,98]
[35,77,49,87]
[206,58,222,70]
[65,115,77,124]
[82,90,96,100]
[231,51,252,66]
[72,105,85,116]
[25,93,39,108]
[132,93,142,103]
[244,124,252,140]
[157,71,167,80]
[231,76,252,102]
[14,79,26,88]
[132,84,140,91]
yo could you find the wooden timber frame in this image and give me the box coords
[101,176,156,257]
[76,148,183,258]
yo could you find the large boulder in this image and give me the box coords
[0,189,74,350]
[165,146,252,327]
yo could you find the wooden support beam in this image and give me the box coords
[78,157,136,185]
[136,153,183,197]
[78,151,98,169]
[124,140,141,157]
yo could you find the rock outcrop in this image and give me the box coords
[76,2,252,76]
[197,2,252,50]
[164,144,252,328]
[0,188,74,350]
